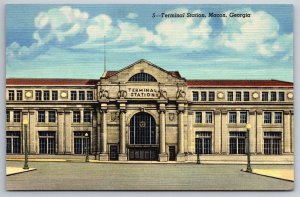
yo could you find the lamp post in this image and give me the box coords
[23,118,29,169]
[85,133,89,162]
[246,123,252,173]
[196,133,200,164]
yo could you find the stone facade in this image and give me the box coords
[6,59,294,163]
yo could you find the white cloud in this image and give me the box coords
[127,12,138,19]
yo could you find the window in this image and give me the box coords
[195,132,212,154]
[195,112,202,123]
[262,92,268,101]
[227,92,233,101]
[39,131,55,154]
[73,111,81,122]
[240,112,247,124]
[36,90,42,101]
[83,111,91,122]
[236,92,241,101]
[229,132,246,154]
[13,111,20,122]
[244,92,250,101]
[271,92,276,101]
[16,90,22,101]
[205,112,212,123]
[192,91,199,101]
[274,112,282,123]
[38,111,45,122]
[279,92,285,101]
[264,132,281,155]
[79,91,85,100]
[44,91,50,101]
[74,131,90,154]
[87,91,93,100]
[6,111,10,122]
[6,131,21,154]
[264,112,272,124]
[71,91,77,100]
[208,92,215,101]
[129,73,157,82]
[8,90,14,101]
[52,91,58,100]
[229,112,237,123]
[201,92,207,101]
[48,111,56,123]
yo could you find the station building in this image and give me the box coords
[6,59,294,163]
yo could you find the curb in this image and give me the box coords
[7,168,37,176]
[241,169,294,182]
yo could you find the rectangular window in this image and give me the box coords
[274,112,282,124]
[240,112,247,124]
[264,132,281,155]
[38,111,45,122]
[36,90,42,101]
[271,92,277,101]
[195,132,212,154]
[71,91,77,100]
[229,112,237,123]
[264,112,272,124]
[48,111,56,123]
[192,91,199,101]
[84,111,91,122]
[195,112,202,123]
[13,111,21,122]
[227,92,233,101]
[279,92,285,101]
[87,91,93,100]
[39,131,55,154]
[201,92,207,101]
[74,131,90,154]
[262,92,268,101]
[52,91,58,100]
[44,91,50,101]
[73,111,81,123]
[8,90,14,101]
[16,90,22,101]
[236,92,241,101]
[6,131,21,154]
[229,132,246,154]
[244,92,250,101]
[205,112,212,124]
[79,91,85,100]
[6,111,10,122]
[208,92,215,101]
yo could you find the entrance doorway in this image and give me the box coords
[128,112,158,160]
[169,146,176,161]
[109,145,118,160]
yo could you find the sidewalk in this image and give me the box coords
[242,168,294,182]
[6,167,37,176]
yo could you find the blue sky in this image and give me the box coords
[6,4,293,81]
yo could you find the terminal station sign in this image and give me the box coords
[127,87,160,98]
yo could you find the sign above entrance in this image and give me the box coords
[127,88,159,98]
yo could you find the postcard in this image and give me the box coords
[5,4,294,190]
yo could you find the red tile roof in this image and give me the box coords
[6,78,99,86]
[186,80,293,87]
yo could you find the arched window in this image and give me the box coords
[128,73,157,82]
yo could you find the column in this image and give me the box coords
[291,111,294,153]
[214,110,221,154]
[97,109,101,156]
[64,110,72,154]
[29,110,36,154]
[221,110,228,154]
[99,108,108,161]
[119,109,127,160]
[284,110,291,153]
[187,111,193,153]
[177,109,185,161]
[249,110,257,153]
[57,110,64,154]
[256,110,263,154]
[159,109,167,162]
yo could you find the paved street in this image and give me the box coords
[6,161,293,191]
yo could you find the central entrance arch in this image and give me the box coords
[128,112,158,160]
